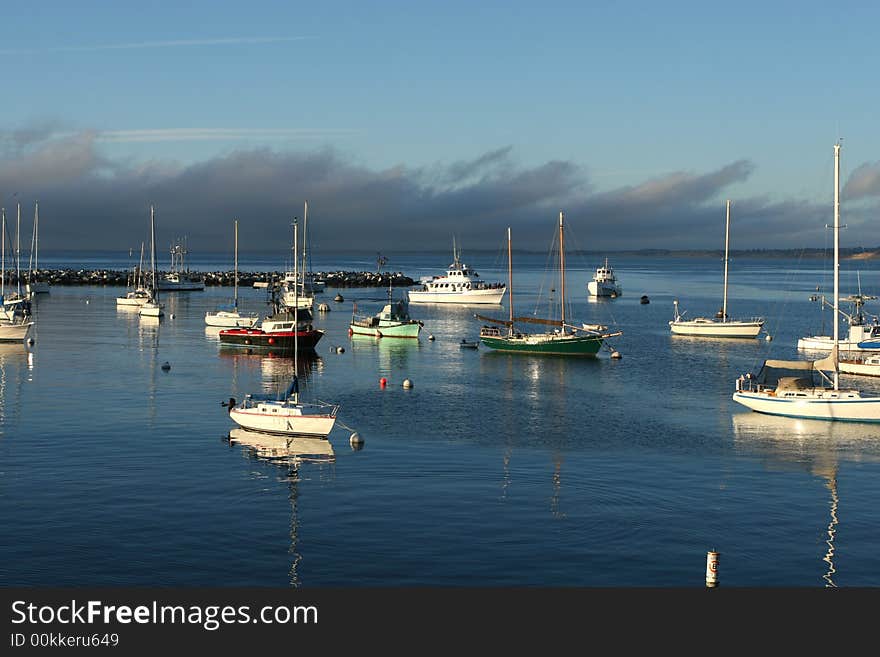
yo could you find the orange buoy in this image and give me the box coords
[268,337,274,345]
[380,377,387,388]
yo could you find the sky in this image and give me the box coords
[2,0,880,255]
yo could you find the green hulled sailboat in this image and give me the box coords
[476,213,621,356]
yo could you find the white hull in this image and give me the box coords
[797,329,880,352]
[230,405,337,437]
[116,297,148,307]
[281,292,314,309]
[670,319,763,338]
[0,321,33,342]
[158,280,205,291]
[205,310,259,328]
[139,302,164,317]
[733,390,880,422]
[407,287,506,304]
[587,280,621,297]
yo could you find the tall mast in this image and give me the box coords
[150,205,158,302]
[507,226,513,332]
[559,210,566,328]
[15,202,20,295]
[293,216,299,404]
[722,199,731,322]
[233,219,239,308]
[34,201,38,272]
[1,207,5,296]
[302,201,308,288]
[138,241,145,289]
[28,203,36,282]
[833,143,841,391]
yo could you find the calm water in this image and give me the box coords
[3,251,880,587]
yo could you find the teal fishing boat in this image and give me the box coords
[349,286,423,339]
[477,213,621,356]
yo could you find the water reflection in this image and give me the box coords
[731,412,880,586]
[0,343,30,431]
[228,428,335,587]
[348,333,420,375]
[218,346,323,392]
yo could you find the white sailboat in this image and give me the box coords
[116,242,153,307]
[0,206,34,343]
[733,142,880,422]
[138,205,165,318]
[281,201,315,310]
[25,201,49,296]
[205,219,259,328]
[227,217,339,437]
[669,200,765,338]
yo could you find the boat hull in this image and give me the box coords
[26,282,49,295]
[732,390,880,422]
[797,335,879,351]
[480,332,603,356]
[670,319,763,338]
[407,287,506,304]
[0,321,33,342]
[205,310,259,328]
[218,328,324,351]
[349,321,421,338]
[587,281,621,297]
[138,303,164,317]
[230,407,336,437]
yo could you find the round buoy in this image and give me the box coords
[26,337,34,347]
[337,346,345,354]
[350,433,364,450]
[161,362,171,371]
[334,294,344,302]
[348,328,353,336]
[380,377,387,388]
[428,334,435,341]
[765,335,773,342]
[611,351,621,359]
[402,379,413,389]
[85,299,90,304]
[268,337,275,345]
[319,303,330,312]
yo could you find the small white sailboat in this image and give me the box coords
[0,207,34,343]
[116,242,153,307]
[139,205,165,318]
[669,200,764,338]
[25,201,49,296]
[226,217,339,437]
[205,219,259,328]
[281,201,315,310]
[733,142,880,422]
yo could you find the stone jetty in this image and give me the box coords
[3,270,416,288]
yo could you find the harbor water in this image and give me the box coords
[3,250,880,587]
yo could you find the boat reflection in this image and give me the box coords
[0,343,30,431]
[228,428,335,587]
[218,345,323,387]
[349,332,420,374]
[732,412,880,586]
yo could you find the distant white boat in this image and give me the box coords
[797,293,880,352]
[669,200,764,338]
[158,237,205,291]
[408,238,506,305]
[0,207,33,343]
[587,258,621,297]
[117,242,153,307]
[280,201,315,310]
[205,219,259,328]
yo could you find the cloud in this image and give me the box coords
[0,36,311,56]
[3,130,876,255]
[843,162,880,200]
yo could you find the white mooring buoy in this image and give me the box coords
[337,346,345,354]
[765,334,773,342]
[611,351,621,359]
[170,313,175,319]
[706,550,719,588]
[402,379,413,389]
[428,334,435,341]
[350,432,364,448]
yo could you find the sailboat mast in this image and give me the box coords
[293,216,299,404]
[34,201,38,272]
[722,200,731,322]
[150,205,158,302]
[1,207,5,297]
[507,226,513,331]
[15,202,21,295]
[833,143,841,391]
[559,211,566,328]
[233,219,239,307]
[302,201,308,290]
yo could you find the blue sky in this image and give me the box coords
[2,1,880,253]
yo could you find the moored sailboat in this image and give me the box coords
[477,215,621,356]
[226,216,339,438]
[205,219,259,328]
[669,200,764,338]
[138,205,165,318]
[25,202,49,296]
[733,142,880,422]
